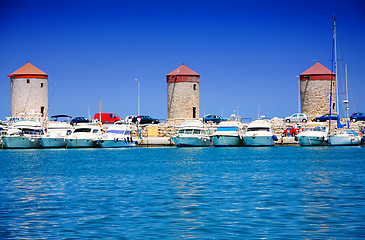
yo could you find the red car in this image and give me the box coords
[94,113,123,124]
[283,126,302,137]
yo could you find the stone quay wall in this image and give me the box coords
[130,118,365,139]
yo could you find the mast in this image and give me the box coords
[334,18,339,115]
[328,18,336,132]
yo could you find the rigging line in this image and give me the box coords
[23,88,32,113]
[43,83,56,126]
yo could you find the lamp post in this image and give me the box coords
[135,78,140,116]
[297,76,300,113]
[135,78,141,138]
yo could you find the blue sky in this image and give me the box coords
[1,0,364,121]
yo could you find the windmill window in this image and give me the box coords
[193,84,196,90]
[27,79,30,83]
[41,83,44,88]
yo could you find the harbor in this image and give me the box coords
[1,1,365,239]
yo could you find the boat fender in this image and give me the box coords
[272,135,278,141]
[114,138,117,143]
[294,136,298,141]
[127,137,130,142]
[116,138,119,142]
[131,137,133,142]
[124,138,127,143]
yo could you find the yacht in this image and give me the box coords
[242,120,275,146]
[297,123,329,146]
[171,120,212,147]
[329,130,361,146]
[212,114,244,147]
[95,122,136,148]
[2,119,43,148]
[65,124,102,148]
[40,115,73,148]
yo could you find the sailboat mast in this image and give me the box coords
[328,18,336,132]
[334,18,339,115]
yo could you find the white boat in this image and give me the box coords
[171,120,212,147]
[329,130,361,146]
[297,123,329,146]
[242,119,275,146]
[65,124,102,148]
[40,115,73,148]
[95,123,136,148]
[212,115,244,147]
[1,119,43,148]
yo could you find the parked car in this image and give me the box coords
[284,113,308,123]
[313,113,339,122]
[132,115,160,124]
[125,115,137,123]
[283,126,302,137]
[202,114,228,123]
[350,112,365,122]
[94,113,123,124]
[70,117,90,125]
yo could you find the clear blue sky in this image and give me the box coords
[1,0,364,121]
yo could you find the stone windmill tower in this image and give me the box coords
[166,64,200,121]
[300,61,336,119]
[8,62,48,120]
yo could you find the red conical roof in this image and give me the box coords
[8,62,48,78]
[300,62,334,75]
[166,63,199,76]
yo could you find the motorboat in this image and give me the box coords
[65,124,102,148]
[40,115,73,148]
[212,114,244,147]
[297,123,329,146]
[1,119,43,148]
[329,130,361,146]
[242,119,275,146]
[171,120,212,147]
[95,123,136,148]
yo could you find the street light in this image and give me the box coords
[135,78,140,116]
[135,78,141,139]
[297,76,300,113]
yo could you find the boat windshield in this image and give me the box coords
[247,127,270,132]
[217,127,238,132]
[74,128,91,133]
[179,129,206,135]
[304,126,326,132]
[20,128,43,135]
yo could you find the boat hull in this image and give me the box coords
[65,138,96,148]
[96,139,136,148]
[298,136,327,146]
[40,137,67,148]
[172,136,212,147]
[212,135,243,147]
[329,136,361,146]
[2,136,41,149]
[243,136,274,146]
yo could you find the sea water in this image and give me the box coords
[0,146,364,239]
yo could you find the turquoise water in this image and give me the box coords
[1,146,364,239]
